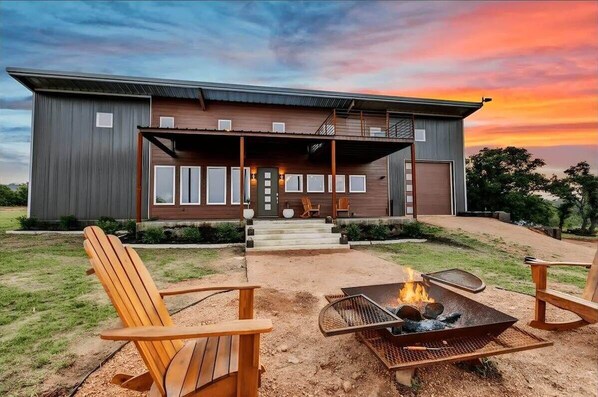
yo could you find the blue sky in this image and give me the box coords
[1,1,596,183]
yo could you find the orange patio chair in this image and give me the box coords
[336,197,350,217]
[301,197,321,218]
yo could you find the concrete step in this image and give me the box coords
[247,243,350,252]
[253,236,341,247]
[252,233,341,241]
[250,227,335,235]
[252,219,326,224]
[250,223,333,230]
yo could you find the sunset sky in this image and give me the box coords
[0,1,596,183]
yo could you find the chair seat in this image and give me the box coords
[164,335,239,397]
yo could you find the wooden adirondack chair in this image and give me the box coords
[525,249,598,330]
[83,226,272,397]
[301,197,321,218]
[336,198,350,217]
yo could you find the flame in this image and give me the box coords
[398,268,434,305]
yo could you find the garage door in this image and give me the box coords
[405,162,453,215]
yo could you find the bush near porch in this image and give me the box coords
[341,221,439,241]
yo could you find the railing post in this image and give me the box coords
[410,114,418,219]
[136,131,143,223]
[360,111,364,136]
[331,139,337,219]
[333,109,337,135]
[386,111,389,138]
[240,136,245,221]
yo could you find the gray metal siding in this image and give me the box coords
[388,118,465,216]
[30,93,150,220]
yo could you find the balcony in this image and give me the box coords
[315,109,415,140]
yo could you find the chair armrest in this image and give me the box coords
[159,284,261,297]
[100,319,273,341]
[524,257,591,268]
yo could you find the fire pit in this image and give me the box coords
[342,281,517,345]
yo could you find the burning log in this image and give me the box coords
[395,305,423,321]
[423,302,444,319]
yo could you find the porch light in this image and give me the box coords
[279,173,285,181]
[251,173,256,180]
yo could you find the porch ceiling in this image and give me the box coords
[140,127,411,162]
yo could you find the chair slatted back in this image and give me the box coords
[83,226,183,396]
[302,197,313,211]
[338,198,350,210]
[582,250,598,303]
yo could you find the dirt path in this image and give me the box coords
[420,216,597,262]
[75,249,597,397]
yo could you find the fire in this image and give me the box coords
[398,268,434,305]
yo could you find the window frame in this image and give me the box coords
[284,174,303,193]
[230,167,251,205]
[369,127,384,137]
[415,128,426,142]
[218,119,232,131]
[327,174,346,193]
[306,174,325,193]
[206,166,227,205]
[153,165,176,205]
[349,175,367,193]
[96,112,113,128]
[159,116,175,128]
[272,122,285,133]
[179,166,201,205]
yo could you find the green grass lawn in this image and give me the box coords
[361,225,589,295]
[0,207,220,397]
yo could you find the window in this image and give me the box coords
[307,175,325,193]
[349,175,366,193]
[180,166,200,205]
[369,127,385,137]
[154,166,175,205]
[160,116,175,128]
[207,167,227,205]
[96,112,113,128]
[218,119,232,131]
[327,175,346,193]
[231,167,251,204]
[285,174,303,193]
[415,129,426,142]
[272,122,285,133]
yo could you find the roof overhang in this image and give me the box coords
[7,67,484,118]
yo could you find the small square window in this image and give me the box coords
[285,174,303,193]
[160,116,175,128]
[272,122,285,133]
[415,129,426,142]
[218,119,232,131]
[307,175,325,193]
[96,112,113,128]
[369,127,385,137]
[349,175,366,193]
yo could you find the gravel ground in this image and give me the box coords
[75,249,597,397]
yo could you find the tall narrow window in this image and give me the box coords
[285,174,303,193]
[349,175,366,193]
[231,167,251,204]
[96,112,113,128]
[154,166,175,205]
[160,116,175,128]
[328,175,346,193]
[272,122,285,133]
[218,119,232,131]
[307,175,325,193]
[207,167,227,205]
[180,166,200,205]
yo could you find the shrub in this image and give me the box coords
[345,224,362,241]
[180,227,202,243]
[58,215,78,230]
[401,222,440,238]
[369,223,390,240]
[123,220,137,235]
[96,216,120,235]
[17,215,38,230]
[142,227,165,244]
[215,223,243,243]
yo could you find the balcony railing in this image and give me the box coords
[315,109,414,139]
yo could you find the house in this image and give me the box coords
[7,67,484,222]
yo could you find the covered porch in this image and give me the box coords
[136,126,418,222]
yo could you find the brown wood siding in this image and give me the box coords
[416,162,452,215]
[149,139,388,220]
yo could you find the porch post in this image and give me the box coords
[410,142,418,220]
[331,139,337,219]
[136,131,143,223]
[240,136,245,221]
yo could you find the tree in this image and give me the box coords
[466,147,550,223]
[0,184,28,206]
[550,161,598,235]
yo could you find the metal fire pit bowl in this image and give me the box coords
[342,282,517,345]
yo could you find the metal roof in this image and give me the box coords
[7,67,484,117]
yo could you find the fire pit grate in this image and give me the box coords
[324,294,552,370]
[319,294,403,336]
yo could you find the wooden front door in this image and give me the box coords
[257,167,279,217]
